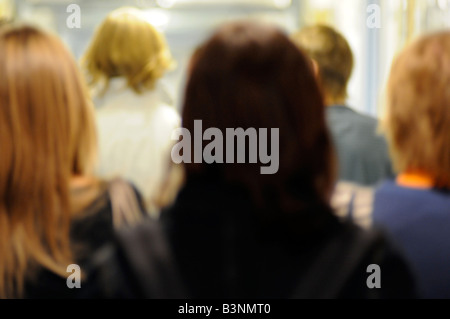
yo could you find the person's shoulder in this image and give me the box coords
[375,181,450,218]
[153,103,181,125]
[74,177,148,222]
[376,180,400,192]
[329,105,376,124]
[348,107,379,127]
[88,216,187,298]
[375,180,428,200]
[335,222,417,298]
[292,218,416,298]
[106,177,148,213]
[24,268,83,299]
[71,179,109,218]
[154,79,175,105]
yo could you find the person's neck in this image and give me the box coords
[71,175,95,188]
[325,96,346,107]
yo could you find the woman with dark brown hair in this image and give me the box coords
[95,21,416,299]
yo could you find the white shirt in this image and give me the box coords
[94,78,180,212]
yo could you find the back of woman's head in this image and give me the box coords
[0,25,96,297]
[385,31,450,188]
[82,7,174,95]
[182,21,336,217]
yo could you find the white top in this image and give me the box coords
[94,78,180,212]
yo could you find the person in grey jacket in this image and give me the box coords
[291,25,393,186]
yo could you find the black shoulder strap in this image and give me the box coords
[83,218,186,299]
[108,178,145,229]
[291,226,381,299]
[112,219,187,298]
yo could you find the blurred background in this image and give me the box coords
[1,0,450,116]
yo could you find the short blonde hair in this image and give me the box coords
[82,7,174,95]
[385,31,450,188]
[291,25,353,102]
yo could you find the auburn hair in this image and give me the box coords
[0,25,97,298]
[384,31,450,188]
[182,21,336,219]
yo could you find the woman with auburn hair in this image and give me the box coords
[373,31,450,299]
[82,7,180,214]
[0,25,145,298]
[99,21,416,299]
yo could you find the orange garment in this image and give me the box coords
[396,172,434,189]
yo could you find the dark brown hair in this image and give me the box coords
[181,21,336,218]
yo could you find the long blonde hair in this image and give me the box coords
[0,25,97,298]
[82,7,174,95]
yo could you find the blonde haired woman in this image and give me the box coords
[82,7,181,214]
[0,25,145,298]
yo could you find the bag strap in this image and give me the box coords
[108,178,144,229]
[113,219,187,298]
[291,226,381,299]
[347,191,356,222]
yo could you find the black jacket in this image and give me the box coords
[92,178,416,299]
[159,179,415,298]
[24,180,146,299]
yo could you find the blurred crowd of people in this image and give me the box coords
[0,6,449,299]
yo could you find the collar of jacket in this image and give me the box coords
[396,171,434,189]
